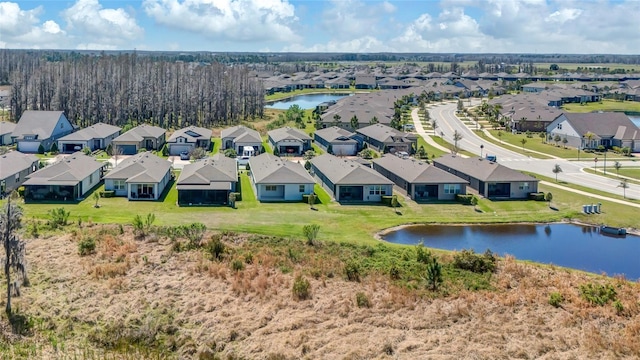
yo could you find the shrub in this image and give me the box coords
[415,243,431,264]
[50,142,59,154]
[425,257,443,290]
[344,260,361,282]
[389,265,401,280]
[37,144,45,154]
[455,194,475,205]
[452,249,496,273]
[17,186,25,198]
[292,275,311,300]
[548,292,564,308]
[302,194,319,204]
[206,236,226,261]
[356,292,371,308]
[78,237,96,256]
[302,224,320,246]
[230,192,241,201]
[100,190,115,198]
[224,148,237,158]
[48,207,70,229]
[613,300,624,315]
[179,222,207,249]
[231,259,244,272]
[528,192,545,201]
[579,282,617,306]
[381,195,394,206]
[161,144,169,157]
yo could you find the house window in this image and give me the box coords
[369,185,386,195]
[299,185,305,193]
[557,124,562,130]
[444,184,461,194]
[89,174,94,184]
[113,180,126,190]
[266,185,277,191]
[15,173,20,182]
[519,182,530,191]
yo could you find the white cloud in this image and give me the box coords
[320,0,396,40]
[142,0,300,42]
[284,35,393,53]
[62,0,143,47]
[0,2,67,48]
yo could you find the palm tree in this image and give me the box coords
[618,179,629,199]
[520,138,527,152]
[552,164,562,182]
[452,130,463,154]
[614,161,622,177]
[584,131,595,150]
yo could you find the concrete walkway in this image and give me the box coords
[410,108,454,155]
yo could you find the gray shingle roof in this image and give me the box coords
[0,121,16,136]
[356,123,418,143]
[58,122,121,142]
[268,127,311,143]
[249,153,314,184]
[103,152,171,183]
[0,151,39,180]
[311,154,393,185]
[177,153,237,188]
[220,125,261,143]
[12,110,65,140]
[373,156,468,184]
[168,126,213,143]
[23,152,104,186]
[113,124,166,142]
[559,112,638,138]
[433,155,538,182]
[314,126,357,144]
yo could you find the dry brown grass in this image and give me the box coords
[2,227,639,359]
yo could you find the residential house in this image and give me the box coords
[313,126,358,156]
[372,156,468,201]
[0,121,16,145]
[356,123,418,154]
[433,155,539,199]
[177,154,238,205]
[111,124,166,155]
[0,151,40,195]
[103,152,171,200]
[354,75,377,89]
[268,127,312,156]
[57,122,121,153]
[167,126,212,156]
[23,152,105,201]
[310,154,393,203]
[220,125,262,154]
[12,111,75,153]
[546,112,640,151]
[248,153,315,202]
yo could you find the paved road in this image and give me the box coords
[428,102,640,200]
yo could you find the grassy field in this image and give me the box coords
[431,136,476,158]
[483,130,628,160]
[583,167,640,185]
[415,136,447,159]
[562,99,640,113]
[534,63,640,71]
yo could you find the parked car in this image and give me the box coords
[180,151,190,160]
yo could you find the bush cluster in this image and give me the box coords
[452,249,497,273]
[292,275,311,300]
[579,282,617,306]
[455,194,475,205]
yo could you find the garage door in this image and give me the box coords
[332,144,356,156]
[169,144,193,156]
[18,141,40,153]
[118,145,137,155]
[62,143,84,153]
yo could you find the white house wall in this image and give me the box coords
[79,168,101,198]
[546,114,582,149]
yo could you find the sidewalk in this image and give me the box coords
[541,180,640,209]
[410,108,454,155]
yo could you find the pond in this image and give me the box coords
[382,223,640,281]
[265,93,350,110]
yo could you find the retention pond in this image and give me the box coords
[382,223,640,281]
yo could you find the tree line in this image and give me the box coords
[2,50,265,129]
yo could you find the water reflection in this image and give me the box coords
[383,223,640,280]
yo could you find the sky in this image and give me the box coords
[1,0,639,54]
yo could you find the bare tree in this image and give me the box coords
[452,130,463,154]
[1,194,28,315]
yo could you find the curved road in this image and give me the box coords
[427,102,640,200]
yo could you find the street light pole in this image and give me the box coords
[480,144,484,158]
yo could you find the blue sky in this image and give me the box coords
[1,0,638,53]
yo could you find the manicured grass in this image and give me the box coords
[484,130,626,160]
[311,143,325,155]
[562,99,640,114]
[416,136,447,158]
[582,168,640,185]
[211,138,221,154]
[431,136,475,157]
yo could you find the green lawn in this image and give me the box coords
[562,99,640,114]
[484,130,626,160]
[11,167,640,245]
[431,136,475,157]
[582,167,640,185]
[416,136,447,159]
